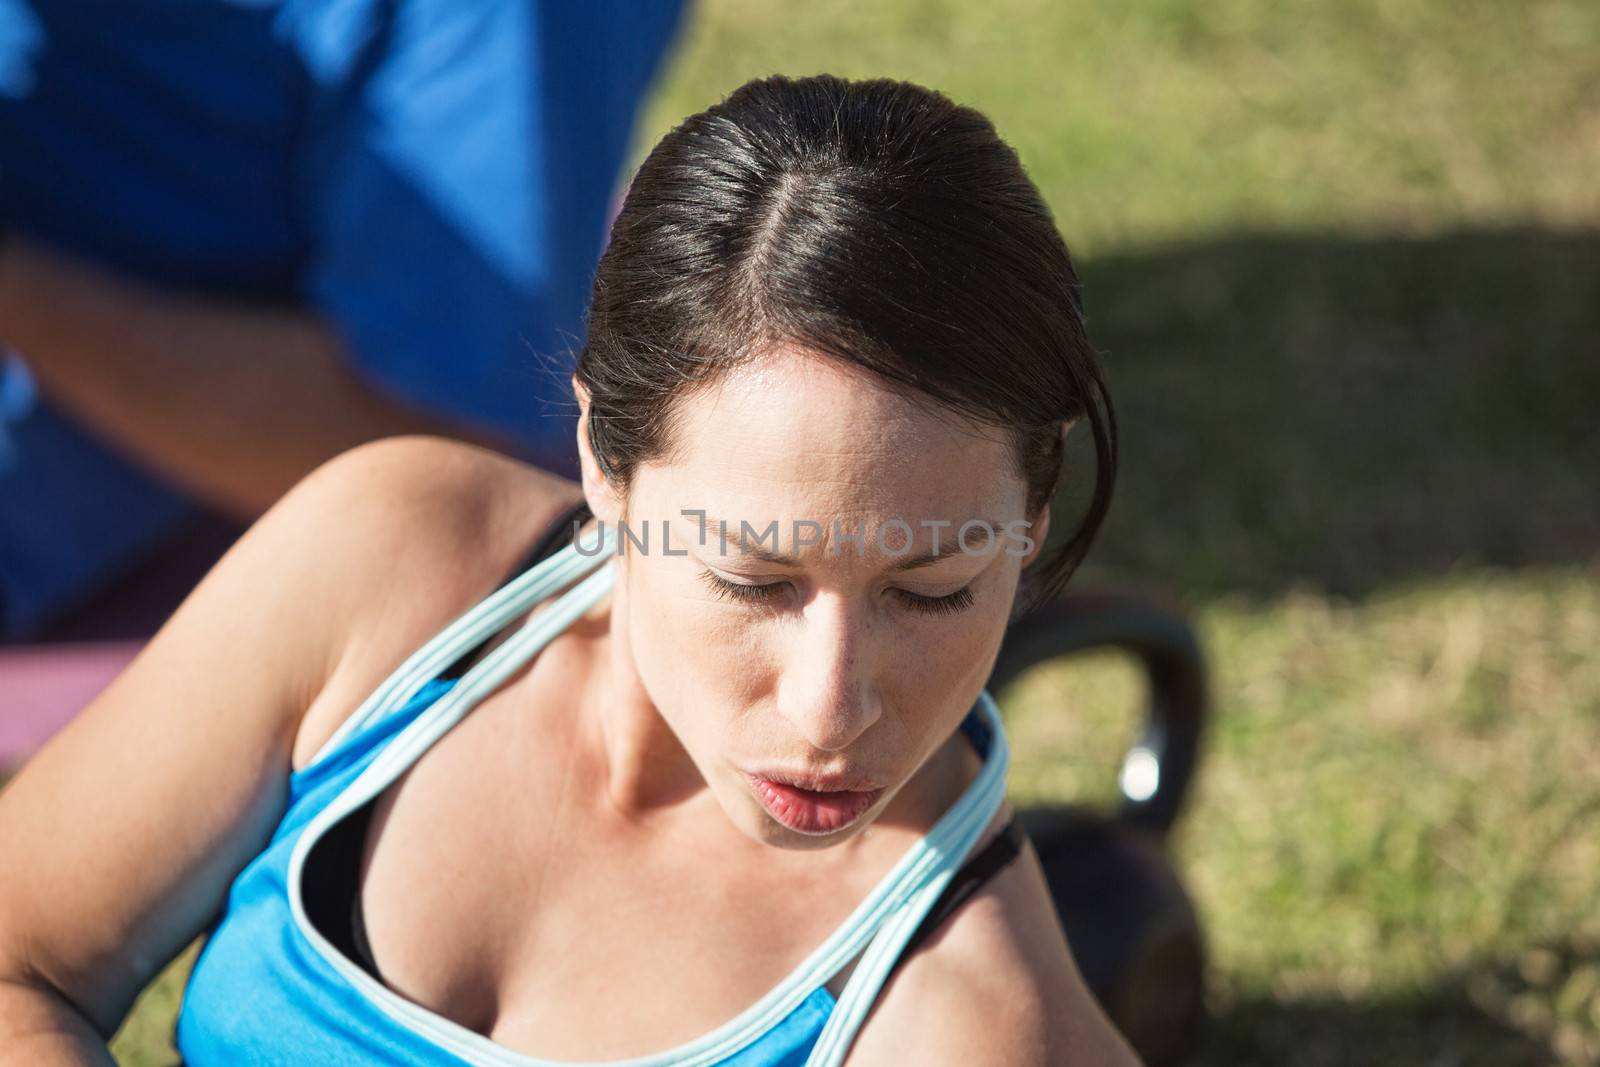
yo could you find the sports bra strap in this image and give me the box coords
[305,511,612,768]
[437,500,594,682]
[889,815,1026,976]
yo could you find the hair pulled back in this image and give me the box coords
[576,74,1117,611]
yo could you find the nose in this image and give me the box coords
[775,594,883,752]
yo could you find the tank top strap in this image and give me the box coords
[800,691,1011,1067]
[301,515,614,773]
[286,524,620,983]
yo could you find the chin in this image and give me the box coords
[725,787,885,852]
[752,814,873,852]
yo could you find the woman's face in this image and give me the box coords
[583,348,1046,850]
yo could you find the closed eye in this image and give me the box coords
[698,569,788,606]
[891,585,976,617]
[698,570,975,617]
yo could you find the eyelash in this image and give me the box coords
[696,570,976,617]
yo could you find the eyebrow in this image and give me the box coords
[680,513,996,572]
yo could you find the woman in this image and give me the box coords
[0,76,1138,1065]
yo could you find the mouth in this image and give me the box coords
[744,770,885,836]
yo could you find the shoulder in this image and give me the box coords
[843,835,1141,1067]
[278,436,583,765]
[277,434,570,553]
[262,435,575,620]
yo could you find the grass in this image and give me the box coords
[1003,573,1600,1064]
[636,0,1598,256]
[71,1,1600,1063]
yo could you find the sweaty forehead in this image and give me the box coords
[646,348,1024,524]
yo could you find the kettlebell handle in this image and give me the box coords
[987,587,1209,835]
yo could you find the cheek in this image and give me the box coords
[882,610,1006,742]
[623,561,775,742]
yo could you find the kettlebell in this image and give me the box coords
[987,587,1210,1067]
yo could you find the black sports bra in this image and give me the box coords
[300,498,1025,987]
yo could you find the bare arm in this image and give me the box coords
[0,447,362,1063]
[0,237,523,518]
[0,978,116,1067]
[0,437,571,1064]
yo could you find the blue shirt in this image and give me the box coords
[0,0,683,638]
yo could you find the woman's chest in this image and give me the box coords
[347,694,878,1060]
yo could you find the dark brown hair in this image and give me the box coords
[576,74,1116,611]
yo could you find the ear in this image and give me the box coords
[572,374,625,525]
[1017,504,1051,569]
[1015,418,1072,568]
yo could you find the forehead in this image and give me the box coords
[639,346,1027,536]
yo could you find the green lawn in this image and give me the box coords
[1005,574,1600,1065]
[97,1,1600,1063]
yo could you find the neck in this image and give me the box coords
[574,564,716,821]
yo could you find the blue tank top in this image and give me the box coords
[175,523,1011,1066]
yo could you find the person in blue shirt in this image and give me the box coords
[0,0,685,641]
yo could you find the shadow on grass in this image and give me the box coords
[1191,990,1550,1067]
[1189,935,1600,1065]
[1055,226,1600,604]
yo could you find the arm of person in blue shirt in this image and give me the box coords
[0,235,519,520]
